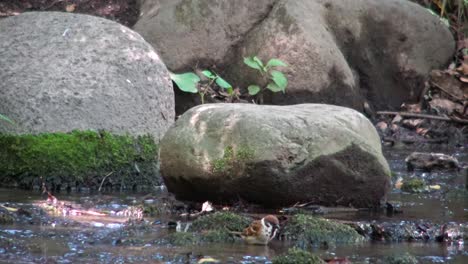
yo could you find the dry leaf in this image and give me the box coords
[395,177,403,189]
[201,201,213,213]
[401,103,421,113]
[198,257,220,264]
[65,4,76,12]
[459,76,468,83]
[392,114,403,124]
[416,127,429,136]
[462,62,468,76]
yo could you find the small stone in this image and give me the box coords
[405,152,459,171]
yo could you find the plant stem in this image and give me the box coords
[200,92,205,104]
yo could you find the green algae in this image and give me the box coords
[0,130,159,190]
[272,248,325,264]
[282,214,364,248]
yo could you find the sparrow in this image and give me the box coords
[232,215,280,245]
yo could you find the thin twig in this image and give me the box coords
[383,136,449,144]
[377,111,452,121]
[98,171,114,192]
[378,110,468,124]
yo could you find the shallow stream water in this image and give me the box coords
[0,147,466,263]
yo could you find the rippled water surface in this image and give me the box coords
[0,147,466,263]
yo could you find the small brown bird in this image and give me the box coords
[235,215,280,245]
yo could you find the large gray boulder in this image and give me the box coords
[0,12,174,140]
[134,0,276,72]
[160,103,391,207]
[134,0,454,112]
[229,0,455,110]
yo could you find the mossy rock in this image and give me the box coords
[282,214,364,247]
[167,232,198,245]
[272,248,325,264]
[168,212,251,245]
[401,179,426,193]
[0,131,159,190]
[191,212,251,232]
[382,253,418,264]
[168,229,237,246]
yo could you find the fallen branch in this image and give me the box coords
[383,136,449,144]
[378,111,468,124]
[377,111,451,121]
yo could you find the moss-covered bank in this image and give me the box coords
[0,131,159,191]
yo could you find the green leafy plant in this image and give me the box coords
[244,56,288,97]
[170,70,234,104]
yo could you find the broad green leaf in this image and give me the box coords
[266,58,288,68]
[248,85,261,95]
[270,70,288,92]
[226,87,234,95]
[266,82,283,93]
[201,70,216,80]
[215,76,232,90]
[170,72,200,93]
[243,56,263,71]
[0,113,13,124]
[253,56,265,70]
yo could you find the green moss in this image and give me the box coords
[273,248,325,264]
[382,253,418,264]
[168,232,198,246]
[191,211,251,232]
[0,131,159,190]
[212,145,254,173]
[168,212,251,246]
[401,179,426,193]
[282,214,364,248]
[200,229,236,243]
[142,204,162,216]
